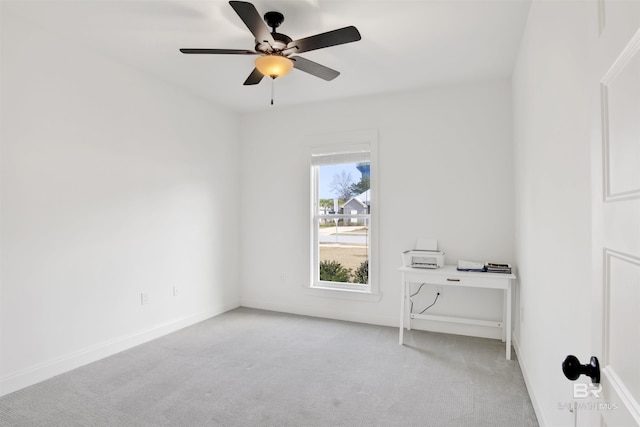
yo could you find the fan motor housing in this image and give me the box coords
[255,32,292,53]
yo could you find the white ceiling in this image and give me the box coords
[5,0,532,113]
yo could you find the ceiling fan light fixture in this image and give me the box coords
[255,55,293,79]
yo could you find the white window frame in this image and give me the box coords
[309,130,379,296]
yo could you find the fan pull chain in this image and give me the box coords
[270,77,275,105]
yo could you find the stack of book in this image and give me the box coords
[485,263,512,274]
[457,260,513,273]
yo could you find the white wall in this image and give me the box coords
[239,80,515,338]
[0,13,241,395]
[512,1,595,425]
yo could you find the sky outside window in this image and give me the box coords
[318,162,365,199]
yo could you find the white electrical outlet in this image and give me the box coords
[436,286,443,296]
[173,286,179,297]
[141,293,149,306]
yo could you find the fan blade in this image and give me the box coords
[243,68,264,85]
[180,48,257,55]
[291,56,340,81]
[229,1,275,45]
[287,26,361,54]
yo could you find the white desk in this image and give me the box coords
[399,265,516,360]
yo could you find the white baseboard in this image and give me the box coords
[513,336,548,427]
[240,298,398,328]
[0,302,238,397]
[241,298,503,341]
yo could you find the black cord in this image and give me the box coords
[419,292,440,314]
[409,283,426,314]
[410,283,427,297]
[409,283,440,314]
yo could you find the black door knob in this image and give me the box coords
[562,355,600,384]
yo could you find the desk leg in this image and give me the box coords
[502,289,507,343]
[399,274,405,345]
[506,283,512,360]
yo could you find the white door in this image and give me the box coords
[590,0,640,425]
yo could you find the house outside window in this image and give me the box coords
[310,132,378,294]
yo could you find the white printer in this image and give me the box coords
[402,238,445,269]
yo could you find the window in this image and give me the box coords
[310,132,377,294]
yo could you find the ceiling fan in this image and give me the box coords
[180,1,362,86]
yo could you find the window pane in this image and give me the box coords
[318,218,369,284]
[315,160,371,287]
[318,162,371,212]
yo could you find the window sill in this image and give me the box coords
[306,285,382,302]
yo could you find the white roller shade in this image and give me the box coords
[311,143,370,165]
